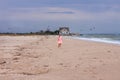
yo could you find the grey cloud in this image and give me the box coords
[47,11,75,14]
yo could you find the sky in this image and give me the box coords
[0,0,120,34]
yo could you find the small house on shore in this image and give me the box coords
[59,27,70,35]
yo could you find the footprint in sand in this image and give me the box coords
[75,64,80,68]
[78,57,82,60]
[14,52,21,56]
[107,50,111,53]
[59,63,63,66]
[92,57,98,60]
[13,67,50,75]
[99,60,106,66]
[58,63,68,68]
[99,78,103,80]
[0,59,6,65]
[43,65,49,67]
[12,57,20,62]
[91,75,97,78]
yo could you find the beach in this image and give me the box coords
[0,35,120,80]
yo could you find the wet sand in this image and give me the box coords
[0,35,120,80]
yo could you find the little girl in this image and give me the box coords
[57,35,62,48]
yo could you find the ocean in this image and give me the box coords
[72,34,120,45]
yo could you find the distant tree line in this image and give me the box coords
[0,29,60,35]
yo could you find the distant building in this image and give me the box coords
[59,27,70,35]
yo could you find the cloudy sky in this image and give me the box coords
[0,0,120,34]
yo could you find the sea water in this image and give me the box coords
[72,34,120,45]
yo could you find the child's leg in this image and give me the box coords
[58,43,61,48]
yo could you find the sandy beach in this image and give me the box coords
[0,35,120,80]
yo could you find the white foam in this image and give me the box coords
[72,37,120,45]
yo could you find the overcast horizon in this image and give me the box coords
[0,0,120,34]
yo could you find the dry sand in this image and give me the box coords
[0,35,120,80]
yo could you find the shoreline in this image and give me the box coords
[70,36,120,46]
[0,35,120,80]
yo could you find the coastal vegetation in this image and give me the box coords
[0,29,60,36]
